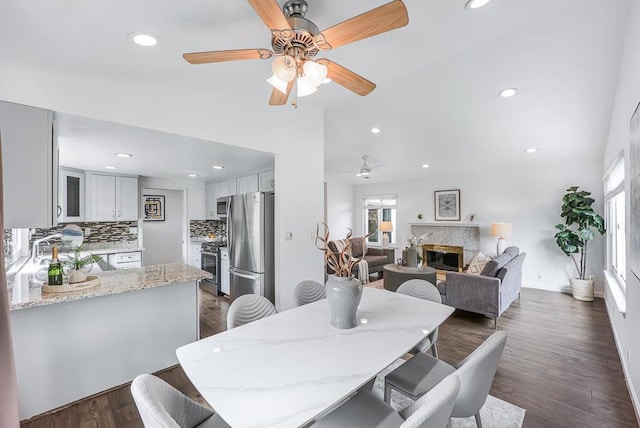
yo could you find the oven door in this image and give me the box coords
[201,251,219,290]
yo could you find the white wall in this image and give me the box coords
[351,161,605,294]
[602,0,640,417]
[141,188,184,266]
[0,70,325,311]
[325,174,356,237]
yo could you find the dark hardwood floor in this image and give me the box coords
[20,285,638,428]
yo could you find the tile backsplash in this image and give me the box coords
[190,220,226,239]
[29,221,139,251]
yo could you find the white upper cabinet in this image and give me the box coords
[218,179,237,198]
[205,182,219,219]
[0,101,55,228]
[259,170,275,192]
[88,173,138,221]
[59,168,85,223]
[236,174,258,195]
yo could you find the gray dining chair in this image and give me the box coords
[227,294,277,329]
[396,279,442,358]
[384,331,507,428]
[312,373,460,428]
[131,374,230,428]
[294,280,326,306]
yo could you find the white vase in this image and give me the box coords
[569,277,594,302]
[68,269,88,284]
[325,276,363,329]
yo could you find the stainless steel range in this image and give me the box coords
[200,241,226,294]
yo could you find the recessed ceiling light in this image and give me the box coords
[105,166,117,170]
[498,88,518,98]
[465,0,491,10]
[525,148,537,153]
[114,153,133,158]
[128,32,160,47]
[212,165,225,170]
[188,174,198,178]
[371,127,381,134]
[422,164,430,168]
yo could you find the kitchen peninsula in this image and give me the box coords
[8,262,211,420]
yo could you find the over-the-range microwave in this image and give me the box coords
[216,196,230,217]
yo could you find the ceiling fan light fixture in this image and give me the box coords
[302,60,328,87]
[272,55,297,82]
[297,76,318,97]
[267,75,289,95]
[465,0,491,10]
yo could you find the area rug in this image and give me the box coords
[372,360,526,428]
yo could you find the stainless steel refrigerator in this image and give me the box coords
[228,191,275,303]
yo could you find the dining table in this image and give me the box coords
[176,287,455,428]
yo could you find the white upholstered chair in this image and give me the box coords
[227,294,277,329]
[131,374,230,428]
[294,280,326,306]
[312,374,460,428]
[384,331,507,428]
[396,279,442,358]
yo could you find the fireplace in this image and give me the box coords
[422,244,464,273]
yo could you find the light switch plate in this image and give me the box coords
[129,227,138,235]
[285,231,293,241]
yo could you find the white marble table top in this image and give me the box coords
[176,287,454,428]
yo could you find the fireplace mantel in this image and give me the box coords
[409,222,481,228]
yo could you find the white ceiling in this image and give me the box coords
[0,0,631,185]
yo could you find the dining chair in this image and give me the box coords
[130,374,230,428]
[384,331,507,428]
[293,280,326,306]
[396,279,442,358]
[312,373,460,428]
[227,294,277,329]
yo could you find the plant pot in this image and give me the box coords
[325,276,363,329]
[570,277,594,302]
[68,269,88,284]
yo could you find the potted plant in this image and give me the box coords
[417,213,423,221]
[554,186,605,301]
[64,248,102,284]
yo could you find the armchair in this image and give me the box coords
[327,237,394,280]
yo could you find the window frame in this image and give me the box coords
[604,153,626,290]
[362,195,397,245]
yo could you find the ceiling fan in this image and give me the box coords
[183,0,409,106]
[334,155,373,179]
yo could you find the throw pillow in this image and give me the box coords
[467,252,491,275]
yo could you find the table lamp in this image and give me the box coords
[379,221,393,248]
[491,222,512,255]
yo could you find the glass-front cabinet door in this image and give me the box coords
[60,168,85,222]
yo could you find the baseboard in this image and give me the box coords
[523,283,605,299]
[605,299,640,425]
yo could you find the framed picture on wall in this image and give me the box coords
[434,189,461,221]
[143,195,165,221]
[630,102,640,281]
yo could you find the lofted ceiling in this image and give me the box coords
[0,0,631,185]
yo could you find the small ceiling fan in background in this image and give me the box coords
[183,0,409,106]
[334,155,374,179]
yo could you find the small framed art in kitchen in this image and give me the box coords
[143,195,165,221]
[434,189,461,221]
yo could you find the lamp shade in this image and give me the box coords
[491,222,512,238]
[379,221,393,232]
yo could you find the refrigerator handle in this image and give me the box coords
[230,268,260,280]
[227,197,233,259]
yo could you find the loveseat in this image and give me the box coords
[327,237,394,280]
[436,246,526,328]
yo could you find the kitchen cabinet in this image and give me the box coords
[218,179,237,198]
[236,174,259,194]
[88,173,139,221]
[189,243,202,269]
[259,170,275,192]
[0,100,56,228]
[59,167,85,223]
[205,182,219,219]
[95,250,142,271]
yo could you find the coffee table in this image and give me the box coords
[383,263,437,292]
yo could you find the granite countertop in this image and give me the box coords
[8,262,212,311]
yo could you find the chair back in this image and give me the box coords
[294,280,326,306]
[399,374,460,428]
[451,331,507,418]
[131,374,213,428]
[397,279,442,344]
[227,294,277,329]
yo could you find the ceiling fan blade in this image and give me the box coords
[183,49,273,64]
[269,81,294,106]
[247,0,292,31]
[318,59,376,96]
[320,0,409,50]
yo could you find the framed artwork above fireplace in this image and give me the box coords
[434,189,461,221]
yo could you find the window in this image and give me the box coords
[362,196,397,244]
[604,154,626,287]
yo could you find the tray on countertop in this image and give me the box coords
[42,275,101,293]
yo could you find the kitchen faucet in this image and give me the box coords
[31,233,62,260]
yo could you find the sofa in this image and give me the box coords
[436,246,526,328]
[327,237,394,279]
